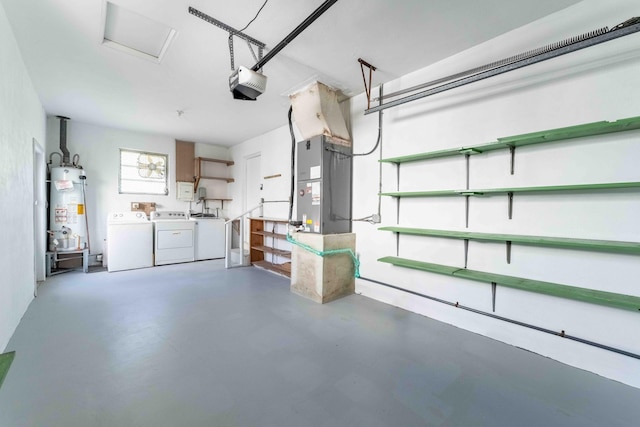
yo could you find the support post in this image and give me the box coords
[508,192,514,219]
[509,146,516,175]
[464,239,469,269]
[491,282,497,312]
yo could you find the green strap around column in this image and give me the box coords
[287,234,361,278]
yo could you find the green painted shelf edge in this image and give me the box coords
[378,256,640,311]
[381,189,460,197]
[379,226,640,255]
[0,351,15,390]
[380,115,640,164]
[380,181,640,198]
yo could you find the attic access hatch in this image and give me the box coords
[102,2,177,63]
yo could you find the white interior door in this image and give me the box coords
[244,154,261,245]
[33,139,46,290]
[245,154,262,214]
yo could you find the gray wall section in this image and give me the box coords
[0,1,46,352]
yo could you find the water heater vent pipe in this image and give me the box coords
[57,116,71,165]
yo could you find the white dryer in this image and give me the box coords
[151,211,195,266]
[106,212,153,272]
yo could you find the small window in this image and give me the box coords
[119,149,168,195]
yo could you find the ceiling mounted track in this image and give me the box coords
[250,0,339,72]
[188,7,266,49]
[365,17,640,115]
[189,6,265,70]
[190,1,339,72]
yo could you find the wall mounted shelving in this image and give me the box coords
[379,226,640,265]
[380,115,640,174]
[381,181,640,221]
[194,157,235,188]
[378,256,640,312]
[194,157,235,208]
[379,226,640,254]
[377,114,640,314]
[381,181,640,197]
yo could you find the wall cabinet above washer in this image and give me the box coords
[175,140,195,182]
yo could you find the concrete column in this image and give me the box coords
[290,233,355,304]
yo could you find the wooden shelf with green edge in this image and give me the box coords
[380,181,640,220]
[379,115,640,173]
[379,226,640,265]
[378,256,640,312]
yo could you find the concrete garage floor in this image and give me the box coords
[1,260,639,426]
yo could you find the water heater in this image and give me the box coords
[296,135,352,234]
[49,166,86,251]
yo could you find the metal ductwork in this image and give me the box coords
[57,116,71,165]
[289,81,351,145]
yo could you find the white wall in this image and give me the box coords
[45,119,230,255]
[352,0,640,388]
[0,2,46,351]
[228,0,640,388]
[228,123,302,221]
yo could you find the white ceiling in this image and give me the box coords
[2,0,580,146]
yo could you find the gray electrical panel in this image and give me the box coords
[297,135,352,234]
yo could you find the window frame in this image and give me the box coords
[118,148,169,195]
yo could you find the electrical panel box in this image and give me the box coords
[177,181,194,201]
[297,135,352,234]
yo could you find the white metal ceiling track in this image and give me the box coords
[188,7,266,49]
[250,0,339,71]
[365,17,640,115]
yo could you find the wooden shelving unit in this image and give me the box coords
[194,157,235,189]
[249,218,291,278]
[194,157,234,207]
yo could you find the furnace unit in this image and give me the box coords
[297,135,352,234]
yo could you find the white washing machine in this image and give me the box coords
[106,212,153,272]
[151,211,195,266]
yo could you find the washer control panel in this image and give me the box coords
[107,212,149,223]
[150,211,188,220]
